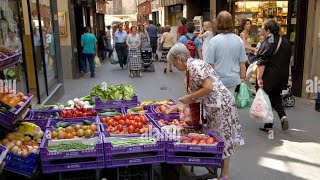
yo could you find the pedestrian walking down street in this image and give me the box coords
[146,20,158,61]
[178,22,203,60]
[160,25,175,73]
[138,24,151,49]
[123,21,131,34]
[205,11,247,96]
[167,43,245,180]
[157,26,165,61]
[126,26,140,48]
[105,25,113,59]
[177,17,188,40]
[114,24,128,69]
[97,32,107,61]
[257,19,292,132]
[80,26,97,78]
[198,21,213,61]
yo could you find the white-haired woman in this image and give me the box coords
[167,43,245,180]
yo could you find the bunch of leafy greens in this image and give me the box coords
[90,84,135,101]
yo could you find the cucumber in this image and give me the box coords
[56,122,70,128]
[83,120,93,125]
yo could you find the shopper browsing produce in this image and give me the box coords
[166,43,245,180]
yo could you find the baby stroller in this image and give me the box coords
[140,47,155,72]
[282,84,295,107]
[128,48,142,77]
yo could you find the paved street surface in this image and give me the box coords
[60,60,320,180]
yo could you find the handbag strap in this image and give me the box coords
[273,37,282,55]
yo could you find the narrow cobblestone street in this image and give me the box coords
[60,61,320,180]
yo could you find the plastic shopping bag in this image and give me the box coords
[94,55,101,68]
[110,50,119,65]
[250,88,274,123]
[246,61,258,84]
[235,83,251,109]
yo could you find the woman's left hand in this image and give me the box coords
[179,95,194,104]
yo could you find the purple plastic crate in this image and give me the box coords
[41,159,104,174]
[45,116,101,130]
[40,131,104,161]
[166,151,223,167]
[4,160,37,176]
[27,109,60,120]
[103,129,165,155]
[122,105,153,115]
[166,130,224,154]
[0,145,8,164]
[95,95,139,108]
[105,151,165,168]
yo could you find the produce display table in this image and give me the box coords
[0,87,225,179]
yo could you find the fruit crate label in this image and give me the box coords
[188,146,203,151]
[64,151,79,158]
[188,158,201,162]
[67,164,81,169]
[129,159,143,164]
[128,146,143,152]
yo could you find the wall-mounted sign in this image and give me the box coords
[138,1,151,16]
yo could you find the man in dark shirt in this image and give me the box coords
[146,20,158,60]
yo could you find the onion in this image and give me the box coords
[33,146,39,151]
[6,142,15,149]
[21,149,29,157]
[30,148,38,154]
[27,146,33,152]
[6,133,15,141]
[10,146,20,155]
[2,138,9,146]
[15,140,22,147]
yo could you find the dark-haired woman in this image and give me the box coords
[257,19,292,132]
[240,19,258,54]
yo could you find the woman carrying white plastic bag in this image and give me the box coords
[250,88,274,124]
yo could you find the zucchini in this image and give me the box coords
[56,122,70,128]
[83,120,93,125]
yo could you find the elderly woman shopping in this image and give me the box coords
[167,43,245,180]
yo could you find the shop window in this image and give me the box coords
[234,1,288,44]
[0,0,28,94]
[29,0,58,102]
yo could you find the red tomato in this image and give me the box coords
[141,117,147,124]
[128,125,135,133]
[125,119,130,126]
[101,117,107,123]
[134,116,140,122]
[130,120,135,126]
[133,122,138,128]
[119,120,125,125]
[191,139,199,144]
[121,114,127,120]
[107,119,113,126]
[117,125,123,131]
[114,116,121,121]
[137,122,143,129]
[129,116,134,120]
[127,112,134,118]
[105,117,111,121]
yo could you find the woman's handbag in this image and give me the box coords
[186,71,203,128]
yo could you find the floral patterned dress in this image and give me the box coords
[187,58,245,159]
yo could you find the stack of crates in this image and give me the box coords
[39,117,104,174]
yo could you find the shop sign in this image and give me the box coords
[96,1,107,14]
[152,0,159,12]
[164,0,184,7]
[138,1,151,16]
[169,4,182,14]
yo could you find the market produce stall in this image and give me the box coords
[0,83,225,180]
